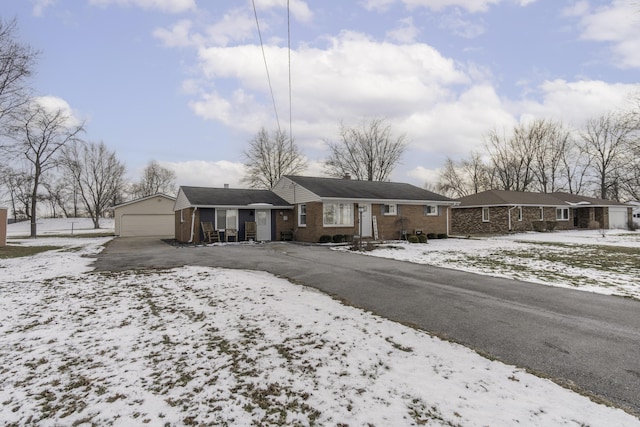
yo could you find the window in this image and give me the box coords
[323,203,353,226]
[539,207,544,221]
[517,206,523,221]
[298,204,307,226]
[216,209,238,230]
[384,204,397,216]
[425,204,438,216]
[556,208,569,221]
[482,207,490,222]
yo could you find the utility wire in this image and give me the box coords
[287,0,293,144]
[252,0,281,133]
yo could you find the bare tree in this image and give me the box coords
[0,18,38,127]
[2,101,84,236]
[61,141,125,229]
[131,160,176,198]
[438,152,493,198]
[325,118,406,181]
[242,127,307,189]
[581,112,635,200]
[1,165,33,221]
[484,126,535,192]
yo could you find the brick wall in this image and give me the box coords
[175,208,199,243]
[291,202,450,242]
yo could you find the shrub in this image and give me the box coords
[629,220,638,231]
[546,221,557,231]
[436,233,448,239]
[426,233,437,240]
[407,235,420,243]
[532,221,545,232]
[418,234,428,243]
[319,235,332,243]
[332,234,345,243]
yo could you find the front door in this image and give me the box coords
[360,203,372,237]
[256,210,271,241]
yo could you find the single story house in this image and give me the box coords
[113,193,176,237]
[173,186,292,244]
[271,175,457,242]
[451,190,633,235]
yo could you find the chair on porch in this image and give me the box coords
[225,228,238,242]
[245,221,257,241]
[201,222,220,243]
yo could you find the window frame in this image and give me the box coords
[556,207,569,221]
[482,207,490,222]
[215,208,238,230]
[539,207,544,221]
[322,202,354,227]
[298,204,307,227]
[517,206,523,222]
[425,204,439,216]
[383,203,397,216]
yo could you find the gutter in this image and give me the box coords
[188,206,198,243]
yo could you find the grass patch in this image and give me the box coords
[0,245,62,259]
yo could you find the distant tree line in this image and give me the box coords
[437,108,640,201]
[0,18,176,236]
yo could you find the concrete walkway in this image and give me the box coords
[94,238,640,417]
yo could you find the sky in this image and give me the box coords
[3,0,640,190]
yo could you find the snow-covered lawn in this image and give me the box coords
[338,229,640,300]
[1,222,639,425]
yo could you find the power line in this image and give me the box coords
[287,0,293,144]
[252,0,281,133]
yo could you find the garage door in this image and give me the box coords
[608,207,628,230]
[120,214,174,237]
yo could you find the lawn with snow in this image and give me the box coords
[339,230,640,300]
[1,224,639,425]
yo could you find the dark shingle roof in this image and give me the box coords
[181,186,291,207]
[285,175,454,202]
[456,190,629,207]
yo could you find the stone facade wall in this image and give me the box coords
[451,206,576,235]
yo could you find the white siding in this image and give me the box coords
[173,188,192,211]
[272,176,320,204]
[608,207,628,230]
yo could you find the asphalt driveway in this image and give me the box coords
[94,237,640,417]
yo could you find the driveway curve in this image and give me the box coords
[94,237,640,417]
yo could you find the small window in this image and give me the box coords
[539,207,544,221]
[517,206,523,221]
[298,204,307,226]
[556,208,569,221]
[425,204,438,216]
[384,204,397,216]
[482,207,490,222]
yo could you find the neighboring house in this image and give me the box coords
[451,190,633,235]
[271,175,457,242]
[113,194,176,237]
[629,201,640,228]
[173,186,292,244]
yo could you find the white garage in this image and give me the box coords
[608,206,629,230]
[113,194,176,237]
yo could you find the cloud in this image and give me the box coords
[363,0,536,13]
[89,0,196,13]
[439,9,486,38]
[32,0,55,16]
[163,160,247,188]
[515,79,640,127]
[153,19,197,47]
[32,96,84,128]
[386,16,420,43]
[254,0,313,23]
[570,0,640,68]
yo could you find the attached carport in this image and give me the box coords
[113,194,176,237]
